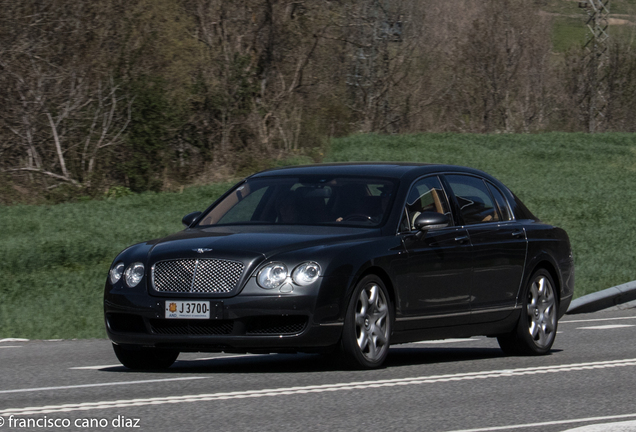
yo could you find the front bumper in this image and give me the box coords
[104,286,343,353]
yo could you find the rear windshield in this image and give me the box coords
[197,176,397,228]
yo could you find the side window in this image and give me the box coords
[445,175,499,225]
[400,176,451,232]
[486,181,513,221]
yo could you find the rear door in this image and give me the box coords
[443,175,527,323]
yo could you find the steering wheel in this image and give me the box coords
[343,214,373,222]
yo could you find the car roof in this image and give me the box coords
[250,162,490,181]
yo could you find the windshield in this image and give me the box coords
[197,176,397,227]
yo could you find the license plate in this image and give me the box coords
[165,301,210,319]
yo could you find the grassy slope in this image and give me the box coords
[1,132,636,338]
[326,132,636,300]
[546,0,635,52]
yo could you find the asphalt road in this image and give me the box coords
[1,308,636,432]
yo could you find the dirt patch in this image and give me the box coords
[608,18,635,26]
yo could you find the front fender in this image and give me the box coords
[310,236,404,324]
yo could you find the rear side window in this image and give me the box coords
[486,181,513,221]
[445,175,499,225]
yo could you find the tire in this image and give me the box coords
[498,269,559,356]
[340,275,393,369]
[113,343,179,370]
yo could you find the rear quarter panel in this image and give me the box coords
[523,222,574,318]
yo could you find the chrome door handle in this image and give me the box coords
[454,235,469,243]
[512,230,525,238]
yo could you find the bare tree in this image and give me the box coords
[184,0,334,163]
[0,51,132,188]
[451,0,553,132]
[0,1,134,190]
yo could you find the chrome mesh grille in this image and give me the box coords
[152,259,244,294]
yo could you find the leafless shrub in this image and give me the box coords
[2,0,636,201]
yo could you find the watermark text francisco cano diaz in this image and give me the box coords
[0,415,140,428]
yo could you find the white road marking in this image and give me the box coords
[0,377,208,395]
[187,354,266,361]
[413,338,478,344]
[70,364,123,370]
[0,338,29,343]
[441,414,636,432]
[561,316,636,324]
[561,420,636,432]
[576,325,635,330]
[0,346,22,349]
[4,358,636,416]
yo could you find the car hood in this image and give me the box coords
[146,225,380,264]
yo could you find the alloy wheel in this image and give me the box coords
[526,275,557,349]
[354,283,389,361]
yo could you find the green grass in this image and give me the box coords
[0,182,234,339]
[2,132,636,339]
[545,1,636,52]
[542,0,636,15]
[552,17,587,52]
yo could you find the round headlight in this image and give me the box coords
[109,262,125,285]
[124,262,145,288]
[257,263,288,289]
[292,262,321,286]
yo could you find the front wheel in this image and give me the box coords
[498,269,558,356]
[113,343,179,370]
[340,275,393,369]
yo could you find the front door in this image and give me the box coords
[394,176,473,330]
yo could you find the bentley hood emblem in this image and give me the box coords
[193,248,213,253]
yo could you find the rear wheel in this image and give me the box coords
[498,269,558,356]
[340,275,392,369]
[113,343,179,370]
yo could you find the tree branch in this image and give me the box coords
[3,167,80,186]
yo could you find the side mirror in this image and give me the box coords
[413,212,450,240]
[182,211,202,228]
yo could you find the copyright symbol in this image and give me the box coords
[0,416,5,427]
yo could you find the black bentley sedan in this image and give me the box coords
[105,163,574,369]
